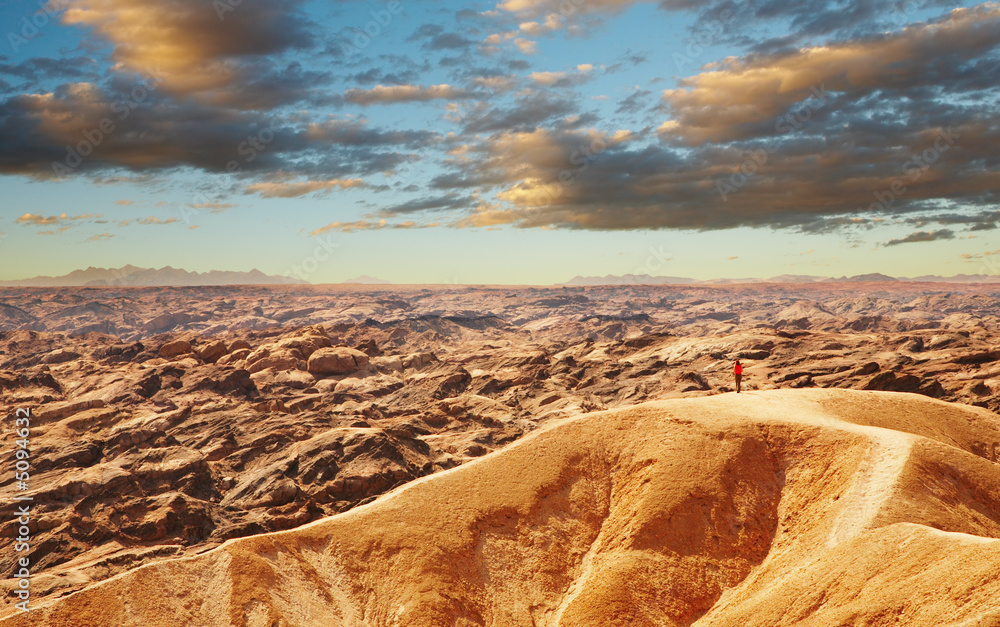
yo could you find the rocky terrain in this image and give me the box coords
[4,389,1000,626]
[1,282,1000,617]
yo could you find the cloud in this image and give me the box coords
[660,5,1000,146]
[310,219,433,235]
[884,229,956,246]
[514,38,537,54]
[904,209,1000,231]
[0,84,431,180]
[407,24,475,51]
[529,65,594,88]
[376,193,474,217]
[615,88,652,115]
[16,212,100,225]
[60,0,317,105]
[961,248,1000,260]
[344,84,476,105]
[496,0,961,44]
[471,75,520,92]
[136,217,178,225]
[246,178,364,198]
[429,103,999,232]
[430,127,635,197]
[457,90,581,134]
[403,5,1000,233]
[0,56,100,84]
[498,0,638,20]
[304,118,438,148]
[86,232,114,241]
[1,0,998,242]
[187,202,235,211]
[16,213,60,225]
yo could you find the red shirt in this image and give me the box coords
[734,363,743,375]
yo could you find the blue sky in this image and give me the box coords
[1,0,998,283]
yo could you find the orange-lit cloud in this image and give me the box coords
[59,0,314,105]
[660,4,1000,146]
[247,178,364,198]
[136,217,178,225]
[17,212,100,225]
[310,219,431,235]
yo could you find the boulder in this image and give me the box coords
[274,334,331,358]
[246,350,302,374]
[308,347,370,375]
[372,355,403,373]
[196,340,227,363]
[41,349,81,364]
[229,339,252,353]
[159,340,193,359]
[143,313,193,333]
[217,348,250,366]
[402,352,436,370]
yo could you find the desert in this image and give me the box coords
[4,0,1000,622]
[1,281,1000,624]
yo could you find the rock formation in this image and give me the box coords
[1,282,999,620]
[3,390,999,626]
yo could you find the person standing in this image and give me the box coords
[734,360,743,393]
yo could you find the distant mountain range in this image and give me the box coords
[3,267,996,287]
[0,265,306,287]
[562,273,1000,285]
[342,275,392,285]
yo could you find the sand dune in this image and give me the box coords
[6,389,1000,626]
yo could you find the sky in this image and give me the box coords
[0,0,998,284]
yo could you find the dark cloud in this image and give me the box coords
[304,119,439,149]
[606,49,649,73]
[905,210,1000,231]
[407,23,475,51]
[884,229,956,246]
[61,0,318,104]
[460,90,580,134]
[377,193,475,216]
[0,57,101,83]
[0,85,435,183]
[427,91,1000,231]
[348,68,420,86]
[668,0,958,48]
[615,89,652,115]
[345,84,478,105]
